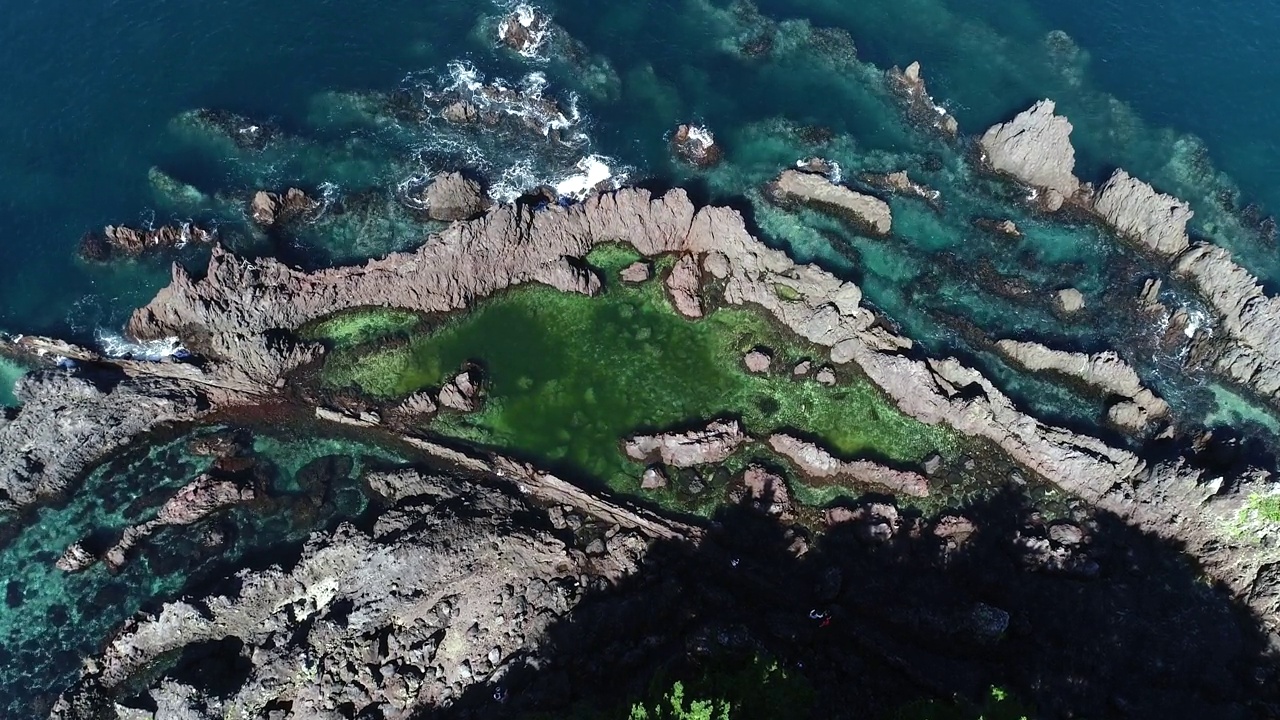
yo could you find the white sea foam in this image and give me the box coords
[497,4,551,60]
[95,330,188,361]
[554,154,623,200]
[685,125,715,148]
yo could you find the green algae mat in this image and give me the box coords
[308,247,954,499]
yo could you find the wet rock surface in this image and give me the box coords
[886,61,959,138]
[250,188,318,228]
[767,434,929,498]
[671,124,723,168]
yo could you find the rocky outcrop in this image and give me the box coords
[978,100,1079,210]
[665,253,704,318]
[995,339,1170,432]
[1054,287,1085,314]
[886,61,959,138]
[1094,170,1193,258]
[623,420,745,468]
[52,468,690,719]
[437,368,482,412]
[767,434,929,497]
[860,170,940,205]
[0,370,205,512]
[498,5,550,56]
[730,465,792,518]
[424,172,490,222]
[78,223,215,261]
[250,188,318,227]
[671,124,722,168]
[51,183,1275,627]
[767,169,892,235]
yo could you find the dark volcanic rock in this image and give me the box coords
[0,371,205,512]
[886,61,959,138]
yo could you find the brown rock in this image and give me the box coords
[438,369,482,412]
[425,172,490,222]
[815,367,837,386]
[79,223,215,260]
[1095,170,1192,258]
[768,434,929,497]
[744,348,772,373]
[665,253,703,318]
[251,188,317,227]
[793,360,812,376]
[978,100,1080,202]
[886,61,959,138]
[671,124,723,168]
[619,261,652,284]
[442,100,480,124]
[56,543,95,573]
[739,465,792,517]
[623,420,745,468]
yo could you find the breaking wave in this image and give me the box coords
[95,331,188,361]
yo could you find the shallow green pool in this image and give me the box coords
[315,248,954,495]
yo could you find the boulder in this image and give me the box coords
[737,465,792,517]
[425,172,490,222]
[793,360,812,376]
[815,367,837,386]
[978,100,1080,203]
[665,253,704,318]
[442,100,480,124]
[619,261,652,284]
[438,368,482,412]
[250,188,317,227]
[744,348,772,373]
[640,466,668,490]
[768,169,892,235]
[1055,288,1085,314]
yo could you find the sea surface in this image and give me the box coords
[1,0,1278,712]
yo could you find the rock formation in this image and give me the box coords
[623,420,745,467]
[767,169,892,235]
[423,171,490,222]
[995,339,1170,432]
[767,434,929,497]
[250,188,318,227]
[1055,287,1085,314]
[743,348,772,373]
[0,183,1270,629]
[498,5,550,56]
[1094,169,1193,257]
[79,223,215,261]
[619,261,651,283]
[978,100,1079,211]
[885,61,959,137]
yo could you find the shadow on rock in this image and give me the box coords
[434,488,1280,720]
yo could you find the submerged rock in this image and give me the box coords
[978,100,1080,209]
[424,171,490,222]
[79,223,215,261]
[768,169,892,235]
[671,124,723,168]
[861,170,940,205]
[623,420,745,468]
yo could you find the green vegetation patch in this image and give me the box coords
[318,262,954,496]
[301,306,422,349]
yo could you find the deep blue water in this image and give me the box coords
[1,0,1279,710]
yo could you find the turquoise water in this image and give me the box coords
[2,0,1279,707]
